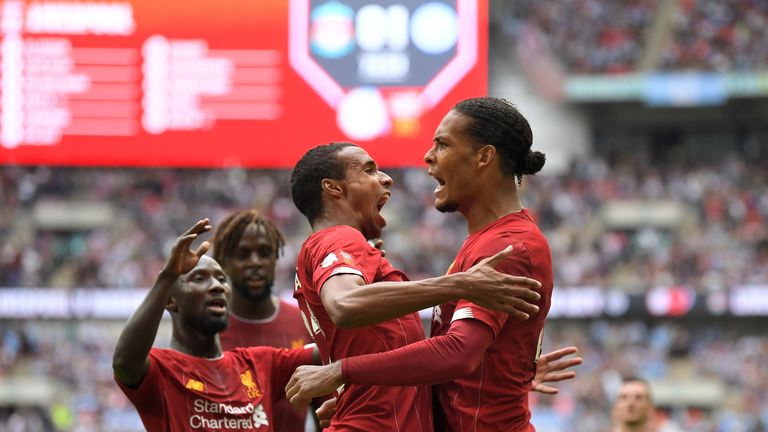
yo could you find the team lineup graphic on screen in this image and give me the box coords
[0,0,488,167]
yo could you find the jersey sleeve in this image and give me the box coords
[342,319,494,386]
[113,350,165,413]
[310,226,381,290]
[452,241,534,337]
[247,346,315,402]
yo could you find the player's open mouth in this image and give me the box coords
[429,172,446,194]
[376,192,390,211]
[205,298,228,314]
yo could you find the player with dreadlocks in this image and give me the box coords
[213,209,314,432]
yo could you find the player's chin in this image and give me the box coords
[435,199,458,213]
[199,315,229,336]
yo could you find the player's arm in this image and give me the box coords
[112,219,212,388]
[286,319,494,406]
[320,246,541,328]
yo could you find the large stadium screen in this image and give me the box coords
[0,0,488,167]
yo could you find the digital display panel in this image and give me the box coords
[0,0,487,167]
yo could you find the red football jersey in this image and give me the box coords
[294,225,433,432]
[116,346,313,432]
[220,298,311,432]
[431,210,553,432]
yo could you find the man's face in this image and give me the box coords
[424,110,481,214]
[334,146,392,239]
[173,255,231,336]
[614,381,653,426]
[224,224,277,304]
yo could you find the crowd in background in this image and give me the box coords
[661,0,768,71]
[507,0,654,74]
[1,154,766,429]
[536,320,768,431]
[1,318,766,431]
[505,0,768,73]
[1,155,765,295]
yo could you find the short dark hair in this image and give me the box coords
[621,376,652,399]
[290,142,356,224]
[212,209,285,265]
[453,97,545,184]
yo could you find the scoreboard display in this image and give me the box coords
[0,0,487,167]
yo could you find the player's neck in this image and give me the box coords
[230,294,278,321]
[312,210,364,237]
[170,331,222,359]
[462,186,524,234]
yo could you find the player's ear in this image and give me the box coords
[321,178,344,198]
[165,281,181,313]
[476,145,496,169]
[165,296,178,313]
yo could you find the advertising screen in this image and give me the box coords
[0,0,488,167]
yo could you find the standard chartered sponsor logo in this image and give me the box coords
[194,399,255,415]
[190,399,269,429]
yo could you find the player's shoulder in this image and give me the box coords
[480,211,548,250]
[148,347,181,362]
[470,232,531,259]
[306,225,368,250]
[148,347,210,371]
[232,345,282,363]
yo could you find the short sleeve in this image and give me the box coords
[272,347,315,394]
[246,346,315,402]
[451,242,534,338]
[311,226,381,291]
[114,350,164,414]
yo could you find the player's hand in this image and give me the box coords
[315,397,337,428]
[160,218,212,277]
[532,346,582,394]
[285,362,344,409]
[463,246,541,320]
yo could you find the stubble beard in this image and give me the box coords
[436,201,459,213]
[233,279,273,303]
[191,314,229,336]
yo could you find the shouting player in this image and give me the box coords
[287,139,550,431]
[287,97,559,431]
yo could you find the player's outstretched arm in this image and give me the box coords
[321,246,541,328]
[531,346,582,394]
[286,319,493,406]
[112,219,212,388]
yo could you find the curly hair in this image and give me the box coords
[212,209,285,266]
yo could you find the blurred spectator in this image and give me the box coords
[1,156,765,295]
[505,0,655,74]
[661,0,768,71]
[501,0,768,74]
[0,319,765,431]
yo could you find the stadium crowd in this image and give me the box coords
[661,0,768,71]
[505,0,768,73]
[2,153,766,429]
[1,318,766,431]
[508,0,654,74]
[1,155,765,295]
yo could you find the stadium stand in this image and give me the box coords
[2,155,766,294]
